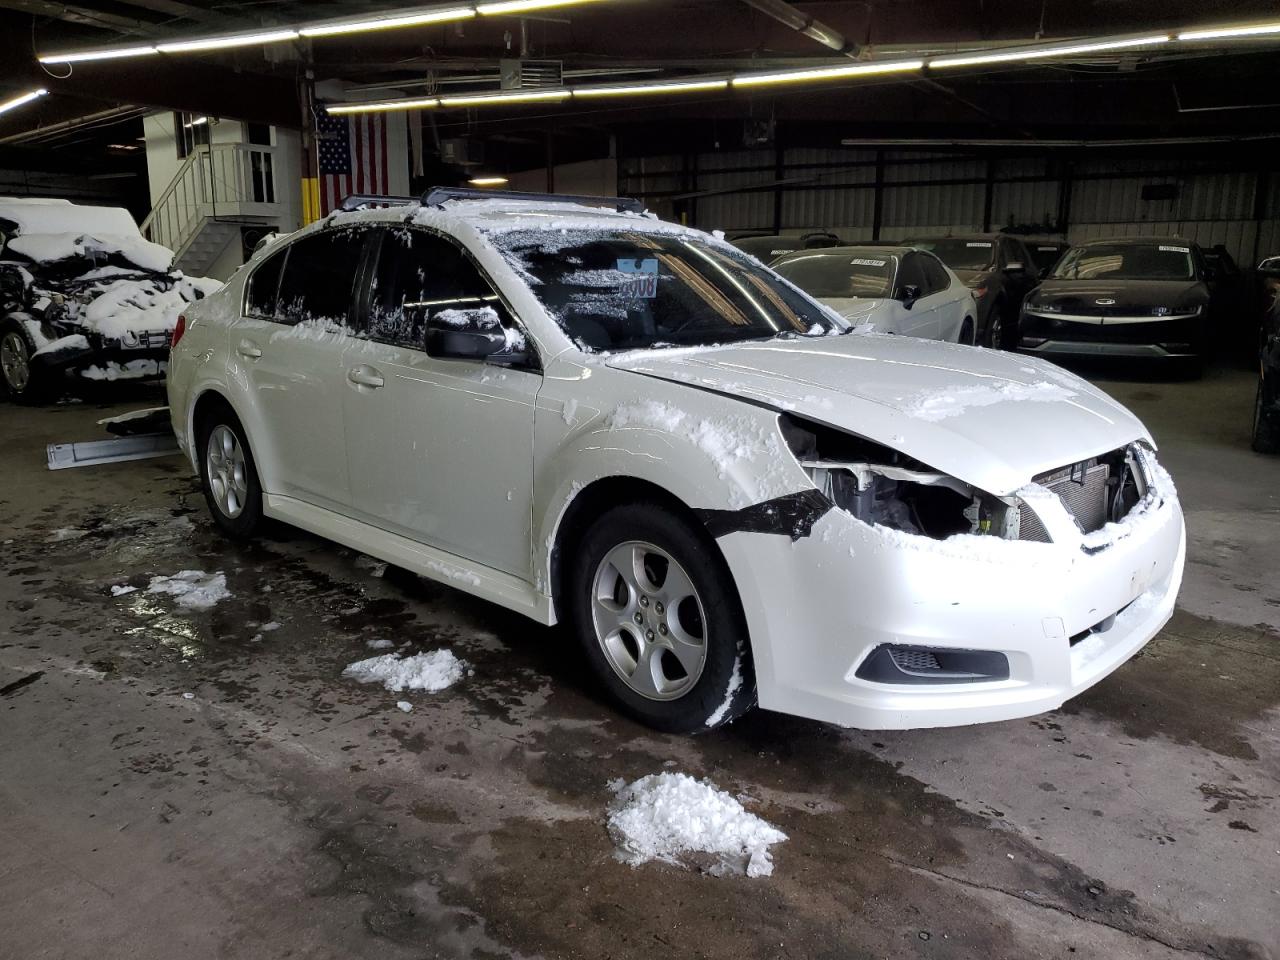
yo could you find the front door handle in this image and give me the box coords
[347,366,385,389]
[237,339,263,360]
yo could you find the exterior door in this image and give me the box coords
[896,252,942,339]
[230,227,372,513]
[341,227,540,579]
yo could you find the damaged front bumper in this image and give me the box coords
[32,334,170,379]
[716,454,1185,730]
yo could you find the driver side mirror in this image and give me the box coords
[426,306,526,364]
[896,283,921,309]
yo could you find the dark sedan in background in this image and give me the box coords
[905,233,1038,348]
[1018,237,1214,373]
[1254,255,1280,453]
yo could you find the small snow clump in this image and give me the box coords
[343,649,469,693]
[147,570,231,610]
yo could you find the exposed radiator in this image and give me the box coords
[1019,459,1112,542]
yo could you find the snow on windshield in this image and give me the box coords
[484,227,838,353]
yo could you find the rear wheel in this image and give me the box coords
[197,403,263,538]
[0,318,47,404]
[568,503,755,733]
[984,300,1006,349]
[1252,375,1280,454]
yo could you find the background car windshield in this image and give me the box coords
[1052,243,1194,281]
[773,253,895,299]
[910,239,994,271]
[490,229,837,352]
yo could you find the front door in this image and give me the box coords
[341,227,541,579]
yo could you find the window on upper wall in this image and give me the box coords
[365,227,512,350]
[175,112,211,160]
[275,228,371,327]
[245,123,272,146]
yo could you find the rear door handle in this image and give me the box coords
[347,366,385,389]
[237,339,262,360]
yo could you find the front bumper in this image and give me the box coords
[718,468,1185,730]
[32,338,170,377]
[1018,310,1204,358]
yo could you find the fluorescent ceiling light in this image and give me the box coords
[38,45,158,64]
[438,89,570,105]
[468,176,510,186]
[732,59,924,88]
[478,0,602,13]
[300,7,474,37]
[928,34,1169,69]
[183,116,210,127]
[327,97,441,114]
[1178,22,1280,41]
[0,88,47,116]
[572,78,729,98]
[155,29,299,54]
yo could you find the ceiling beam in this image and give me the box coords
[108,0,223,23]
[0,0,157,33]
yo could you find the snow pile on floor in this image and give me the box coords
[366,638,395,650]
[897,380,1077,422]
[342,649,469,693]
[110,584,138,596]
[606,773,787,878]
[147,570,231,610]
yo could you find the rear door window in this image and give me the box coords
[274,228,369,327]
[897,253,927,298]
[245,247,286,318]
[365,227,513,350]
[921,254,950,294]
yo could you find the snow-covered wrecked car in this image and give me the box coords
[0,197,221,402]
[168,188,1185,734]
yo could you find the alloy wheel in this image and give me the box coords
[206,424,249,519]
[1,331,30,392]
[590,540,708,700]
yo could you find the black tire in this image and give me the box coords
[984,299,1007,349]
[1253,376,1280,454]
[958,317,975,345]
[567,502,756,733]
[196,401,264,539]
[0,317,49,405]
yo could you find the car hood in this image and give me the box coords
[604,335,1149,496]
[1031,278,1206,314]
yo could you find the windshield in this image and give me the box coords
[490,229,838,352]
[909,238,994,271]
[773,252,895,299]
[1051,242,1195,281]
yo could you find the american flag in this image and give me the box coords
[316,111,391,216]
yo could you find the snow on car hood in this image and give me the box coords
[604,335,1149,496]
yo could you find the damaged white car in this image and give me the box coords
[0,197,220,402]
[167,188,1185,733]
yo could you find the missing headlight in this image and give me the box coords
[782,415,1017,540]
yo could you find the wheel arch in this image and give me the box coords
[189,386,267,482]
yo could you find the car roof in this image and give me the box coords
[776,245,911,259]
[1074,235,1197,247]
[906,233,1006,242]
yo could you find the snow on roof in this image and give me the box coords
[0,197,174,272]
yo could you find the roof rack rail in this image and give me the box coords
[338,194,419,212]
[421,186,645,214]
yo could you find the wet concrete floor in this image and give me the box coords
[1,367,1277,959]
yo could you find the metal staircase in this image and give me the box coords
[141,143,281,276]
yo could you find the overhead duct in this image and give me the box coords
[740,0,859,58]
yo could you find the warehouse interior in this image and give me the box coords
[1,2,1278,958]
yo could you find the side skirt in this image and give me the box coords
[263,494,554,625]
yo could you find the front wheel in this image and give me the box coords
[197,405,264,538]
[0,318,48,404]
[568,503,755,733]
[1253,375,1280,454]
[983,301,1006,349]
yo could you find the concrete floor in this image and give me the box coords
[1,366,1277,960]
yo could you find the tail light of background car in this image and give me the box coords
[171,314,186,350]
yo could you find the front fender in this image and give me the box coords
[530,360,814,595]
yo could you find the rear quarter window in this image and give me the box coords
[245,248,286,318]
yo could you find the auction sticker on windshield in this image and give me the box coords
[1159,245,1190,253]
[850,258,887,267]
[966,241,993,247]
[617,258,659,298]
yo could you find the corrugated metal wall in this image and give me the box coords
[618,147,1280,267]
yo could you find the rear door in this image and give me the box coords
[341,227,541,578]
[230,227,372,513]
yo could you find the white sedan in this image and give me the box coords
[167,189,1184,733]
[771,245,978,343]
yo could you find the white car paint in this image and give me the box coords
[167,197,1183,730]
[772,246,978,342]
